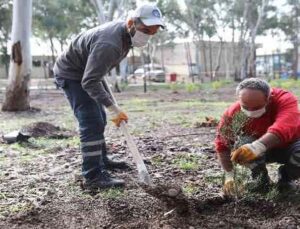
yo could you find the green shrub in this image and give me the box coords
[269,79,300,89]
[172,153,199,171]
[169,82,179,92]
[211,80,229,90]
[185,83,201,93]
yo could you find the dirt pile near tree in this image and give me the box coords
[20,122,75,138]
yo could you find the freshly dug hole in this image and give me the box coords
[140,182,231,216]
[140,182,190,215]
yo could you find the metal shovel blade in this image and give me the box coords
[120,122,152,185]
[102,77,152,185]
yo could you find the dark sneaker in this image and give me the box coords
[276,180,297,193]
[83,171,125,190]
[246,165,271,193]
[246,174,272,193]
[277,166,297,194]
[103,155,130,170]
[102,143,130,170]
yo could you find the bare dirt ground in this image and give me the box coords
[0,84,299,228]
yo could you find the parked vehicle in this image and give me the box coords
[133,64,166,82]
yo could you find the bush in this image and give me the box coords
[185,83,201,93]
[269,79,300,89]
[211,80,229,90]
[169,82,180,93]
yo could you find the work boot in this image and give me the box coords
[276,166,297,193]
[246,164,271,193]
[83,171,125,190]
[102,143,130,170]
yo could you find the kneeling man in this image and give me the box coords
[215,78,300,195]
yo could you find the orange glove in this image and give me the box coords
[223,180,235,196]
[222,171,244,197]
[108,104,128,127]
[223,171,235,196]
[111,111,128,127]
[231,141,266,164]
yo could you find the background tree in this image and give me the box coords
[33,0,97,64]
[279,0,300,79]
[225,0,276,79]
[2,0,32,111]
[89,0,137,91]
[159,0,217,82]
[0,0,12,78]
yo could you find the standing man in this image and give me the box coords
[215,78,300,196]
[54,4,164,190]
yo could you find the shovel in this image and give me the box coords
[102,78,152,186]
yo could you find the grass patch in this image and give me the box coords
[0,137,80,164]
[172,153,199,171]
[183,183,199,196]
[0,202,34,217]
[98,188,125,199]
[211,80,231,90]
[204,173,223,185]
[185,83,201,93]
[269,79,300,89]
[151,155,164,166]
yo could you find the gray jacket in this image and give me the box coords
[54,20,131,107]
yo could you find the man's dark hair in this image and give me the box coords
[236,78,271,97]
[132,17,144,26]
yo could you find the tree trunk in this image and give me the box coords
[90,0,105,24]
[49,36,56,65]
[297,45,300,78]
[119,58,128,84]
[160,41,165,70]
[213,38,224,80]
[3,51,10,78]
[240,42,249,80]
[248,0,268,78]
[292,42,299,80]
[231,16,238,81]
[2,0,32,111]
[194,42,201,82]
[292,4,299,80]
[224,44,230,80]
[59,40,64,53]
[184,42,192,82]
[208,38,213,81]
[201,40,208,78]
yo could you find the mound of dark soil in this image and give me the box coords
[20,122,74,138]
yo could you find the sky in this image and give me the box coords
[136,0,292,55]
[28,0,292,56]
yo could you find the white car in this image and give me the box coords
[133,64,166,82]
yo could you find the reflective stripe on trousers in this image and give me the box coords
[58,78,107,179]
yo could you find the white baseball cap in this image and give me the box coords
[132,3,165,28]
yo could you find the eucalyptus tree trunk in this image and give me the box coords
[213,38,224,80]
[239,0,250,80]
[194,41,201,82]
[292,4,299,80]
[89,0,105,24]
[116,0,129,86]
[224,44,230,80]
[201,40,208,78]
[2,0,32,111]
[208,38,213,81]
[248,0,268,78]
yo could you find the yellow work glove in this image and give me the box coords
[231,140,266,165]
[108,104,128,127]
[222,171,244,197]
[223,171,235,196]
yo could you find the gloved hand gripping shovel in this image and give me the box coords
[102,78,195,216]
[103,78,152,186]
